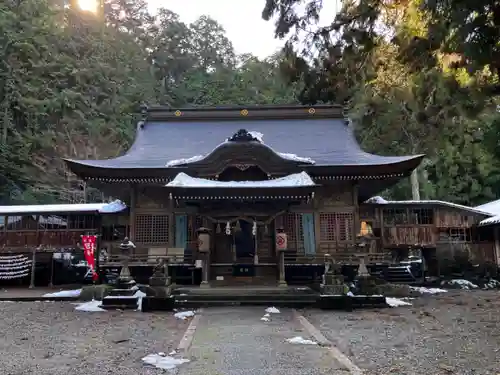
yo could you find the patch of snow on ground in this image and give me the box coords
[74,300,105,312]
[386,297,412,307]
[134,290,146,311]
[286,336,318,345]
[260,312,271,322]
[142,353,190,370]
[174,310,195,320]
[265,307,280,314]
[444,279,479,289]
[410,286,447,294]
[43,289,81,298]
[484,279,500,289]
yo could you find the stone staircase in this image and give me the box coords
[101,279,139,310]
[172,285,319,308]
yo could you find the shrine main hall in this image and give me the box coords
[63,104,423,285]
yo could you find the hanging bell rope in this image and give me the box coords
[216,223,221,234]
[252,221,257,236]
[235,220,241,232]
[225,221,231,235]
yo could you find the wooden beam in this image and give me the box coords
[129,185,137,241]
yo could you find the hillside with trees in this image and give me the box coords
[262,0,500,205]
[1,0,499,206]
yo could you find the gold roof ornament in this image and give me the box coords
[174,110,182,117]
[308,108,316,114]
[240,109,249,116]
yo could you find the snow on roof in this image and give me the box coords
[475,198,500,215]
[165,130,315,167]
[473,198,500,226]
[478,215,500,226]
[364,196,491,216]
[166,172,316,188]
[0,200,127,215]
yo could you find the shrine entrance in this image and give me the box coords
[209,216,278,285]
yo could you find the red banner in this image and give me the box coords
[82,235,98,281]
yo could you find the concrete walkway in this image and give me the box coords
[179,307,350,375]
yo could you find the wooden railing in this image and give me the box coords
[383,226,435,246]
[101,254,194,266]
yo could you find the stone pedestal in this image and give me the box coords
[199,251,210,288]
[277,249,287,287]
[101,258,139,310]
[320,254,347,295]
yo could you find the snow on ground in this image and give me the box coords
[43,289,81,298]
[442,279,479,289]
[409,286,448,294]
[386,297,412,307]
[174,310,195,320]
[135,290,146,311]
[286,336,318,345]
[265,306,280,314]
[260,312,271,322]
[74,300,105,312]
[483,279,500,289]
[142,353,190,370]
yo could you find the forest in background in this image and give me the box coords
[0,0,499,206]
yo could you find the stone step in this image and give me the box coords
[101,296,139,310]
[108,289,137,296]
[174,294,318,302]
[172,286,317,296]
[174,299,316,308]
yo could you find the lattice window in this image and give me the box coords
[383,208,408,225]
[319,213,354,242]
[440,228,472,242]
[135,215,169,244]
[280,213,303,243]
[409,208,434,225]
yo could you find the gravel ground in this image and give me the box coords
[183,306,347,375]
[0,301,188,375]
[304,290,500,375]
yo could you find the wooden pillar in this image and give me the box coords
[278,249,287,287]
[494,226,500,267]
[168,193,174,248]
[29,247,37,288]
[353,182,360,240]
[129,185,137,241]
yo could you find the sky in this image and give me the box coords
[146,0,339,59]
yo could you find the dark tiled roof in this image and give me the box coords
[66,118,422,169]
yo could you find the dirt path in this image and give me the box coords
[180,306,349,375]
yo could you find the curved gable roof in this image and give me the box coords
[65,106,423,171]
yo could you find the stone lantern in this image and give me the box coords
[118,236,136,284]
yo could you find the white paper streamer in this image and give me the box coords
[0,254,31,279]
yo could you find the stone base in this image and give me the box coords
[101,295,138,310]
[116,278,136,290]
[108,288,137,297]
[149,276,170,287]
[149,285,172,298]
[320,284,346,295]
[200,281,210,289]
[355,275,380,295]
[318,295,388,311]
[141,296,175,312]
[277,280,288,287]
